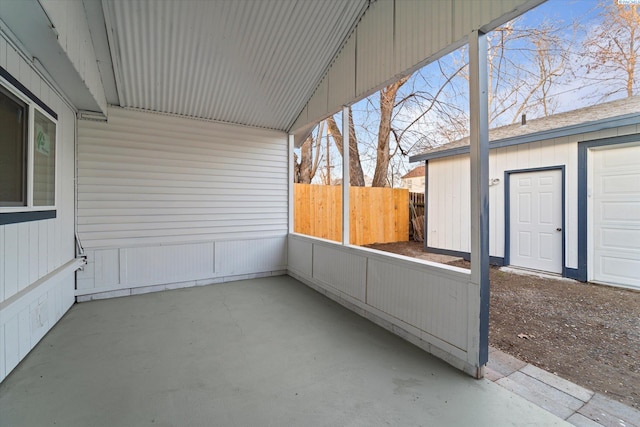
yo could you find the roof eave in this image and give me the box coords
[409,112,640,163]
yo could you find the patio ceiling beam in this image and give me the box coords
[468,29,490,371]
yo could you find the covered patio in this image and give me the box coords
[0,275,565,426]
[0,0,572,424]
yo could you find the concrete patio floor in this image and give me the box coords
[0,275,568,426]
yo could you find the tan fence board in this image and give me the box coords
[294,184,409,245]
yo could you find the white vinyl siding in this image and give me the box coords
[76,107,288,298]
[77,107,288,248]
[426,124,640,270]
[0,33,77,383]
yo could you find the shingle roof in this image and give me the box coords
[402,165,426,179]
[416,96,640,157]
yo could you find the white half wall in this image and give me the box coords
[0,32,79,383]
[288,234,480,377]
[76,107,289,299]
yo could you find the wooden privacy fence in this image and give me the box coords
[294,184,409,245]
[409,192,424,217]
[409,192,425,241]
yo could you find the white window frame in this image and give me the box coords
[0,75,58,213]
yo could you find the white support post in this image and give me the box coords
[288,134,295,234]
[468,30,490,371]
[342,106,350,245]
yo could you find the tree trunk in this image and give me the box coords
[326,111,366,186]
[372,76,410,187]
[299,135,313,184]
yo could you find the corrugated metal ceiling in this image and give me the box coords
[103,0,369,131]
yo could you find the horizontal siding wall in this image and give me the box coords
[76,107,288,299]
[427,124,640,269]
[288,234,478,376]
[0,33,77,383]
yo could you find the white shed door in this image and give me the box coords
[590,143,640,289]
[509,170,563,273]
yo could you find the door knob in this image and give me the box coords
[556,227,562,231]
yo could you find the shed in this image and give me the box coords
[410,96,640,290]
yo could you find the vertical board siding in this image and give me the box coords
[451,0,540,42]
[0,32,77,383]
[394,0,454,73]
[76,107,288,297]
[428,155,471,253]
[94,249,120,288]
[1,265,76,382]
[0,326,4,380]
[75,237,286,297]
[367,259,469,351]
[307,77,329,123]
[4,317,19,374]
[355,0,395,97]
[124,243,214,287]
[288,234,476,374]
[215,237,287,276]
[0,227,4,301]
[288,237,313,278]
[313,245,367,301]
[327,35,356,114]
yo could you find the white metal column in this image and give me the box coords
[468,29,490,372]
[342,106,350,245]
[288,134,294,234]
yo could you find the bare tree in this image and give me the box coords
[293,122,323,184]
[371,75,411,187]
[506,21,572,122]
[583,1,640,99]
[326,109,366,186]
[297,13,575,187]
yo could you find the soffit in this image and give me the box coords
[103,0,369,131]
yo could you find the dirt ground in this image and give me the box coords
[365,241,640,409]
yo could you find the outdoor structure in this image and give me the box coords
[401,165,426,193]
[0,0,548,387]
[410,96,640,290]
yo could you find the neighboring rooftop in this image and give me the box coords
[410,96,640,162]
[402,165,426,179]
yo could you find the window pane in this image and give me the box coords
[0,86,27,206]
[33,110,56,206]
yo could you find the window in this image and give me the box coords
[33,110,56,206]
[0,85,27,206]
[0,73,57,220]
